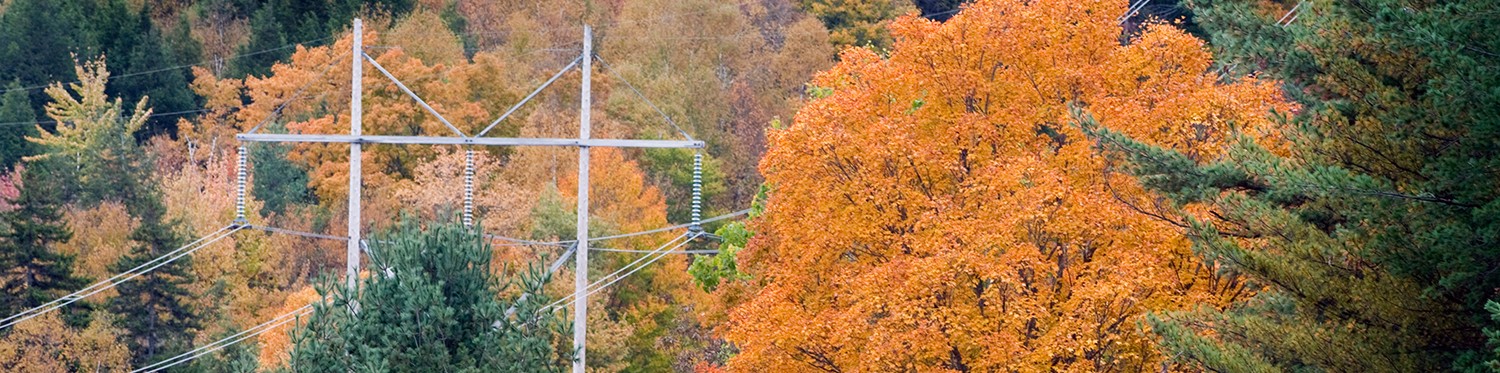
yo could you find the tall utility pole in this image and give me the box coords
[347,18,364,293]
[573,25,592,373]
[237,22,701,371]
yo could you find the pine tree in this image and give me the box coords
[0,159,86,317]
[107,188,199,367]
[112,3,199,139]
[0,0,84,127]
[230,0,417,78]
[289,216,567,372]
[249,140,314,218]
[0,84,38,171]
[229,4,291,79]
[1080,1,1500,370]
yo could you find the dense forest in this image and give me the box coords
[0,0,1495,372]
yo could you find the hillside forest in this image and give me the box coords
[0,0,1496,372]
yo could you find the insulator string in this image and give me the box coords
[235,146,248,225]
[464,148,475,228]
[690,152,703,232]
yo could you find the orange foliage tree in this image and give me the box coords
[721,0,1290,371]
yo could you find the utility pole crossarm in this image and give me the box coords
[235,134,704,149]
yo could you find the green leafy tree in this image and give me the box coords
[289,216,568,372]
[688,185,765,292]
[687,222,750,293]
[1080,1,1500,371]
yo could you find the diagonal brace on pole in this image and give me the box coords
[593,56,693,141]
[478,56,583,137]
[363,52,468,137]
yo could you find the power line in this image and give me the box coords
[0,36,338,96]
[0,225,242,330]
[1120,0,1151,25]
[245,50,352,134]
[487,233,567,246]
[591,247,718,254]
[1278,1,1307,27]
[0,108,213,128]
[0,50,347,130]
[246,224,349,241]
[542,232,699,312]
[526,209,750,246]
[480,209,750,248]
[133,303,315,373]
[543,232,692,310]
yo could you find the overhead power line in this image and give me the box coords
[0,108,213,128]
[542,232,698,312]
[591,247,718,254]
[0,36,338,96]
[481,209,750,247]
[246,224,349,241]
[133,303,316,373]
[1278,1,1307,27]
[1119,0,1151,25]
[525,209,750,246]
[0,225,242,330]
[245,50,352,134]
[0,50,348,130]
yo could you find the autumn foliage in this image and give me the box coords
[22,0,1488,371]
[722,0,1289,371]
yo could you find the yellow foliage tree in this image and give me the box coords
[56,202,137,284]
[722,0,1290,371]
[0,312,131,372]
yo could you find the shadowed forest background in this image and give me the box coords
[0,0,1496,372]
